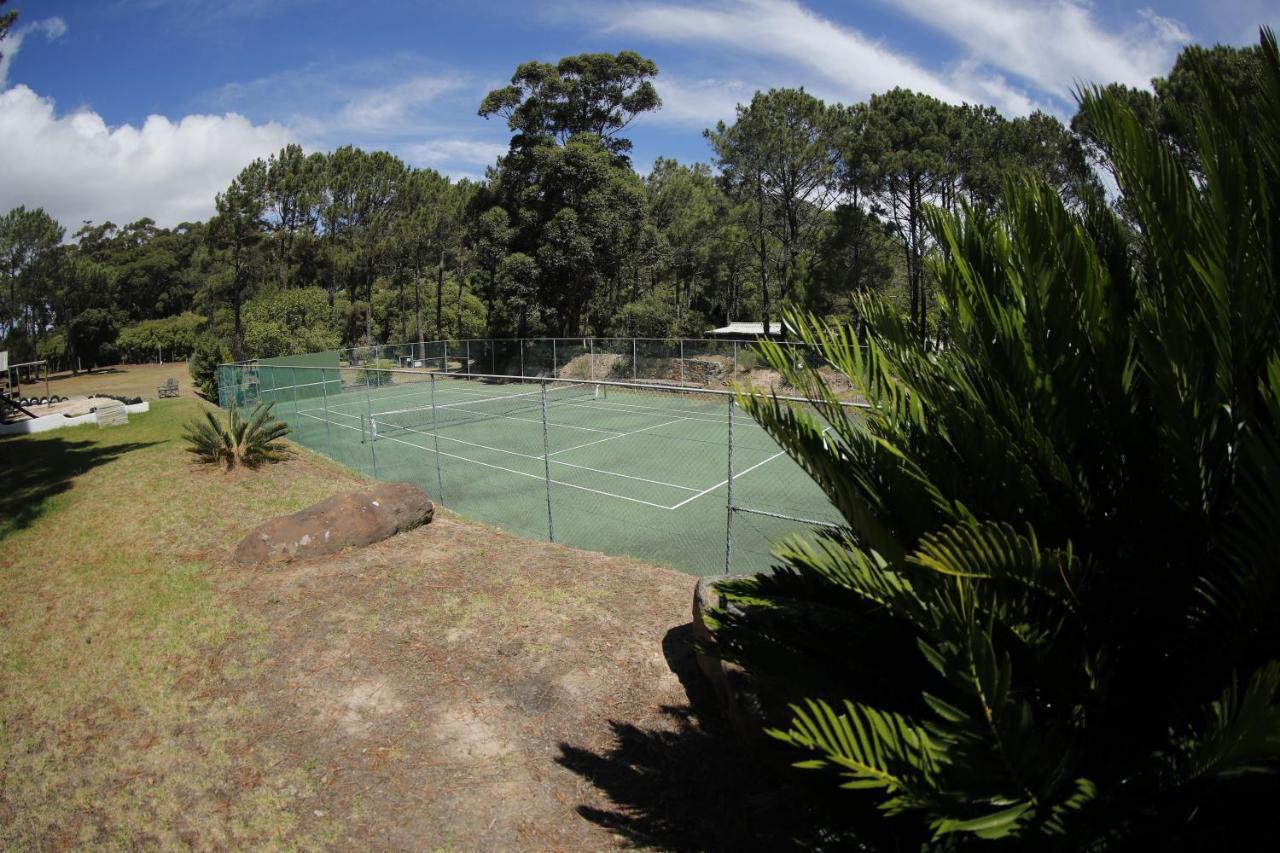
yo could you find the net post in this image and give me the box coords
[430,373,445,506]
[724,394,735,574]
[541,381,555,542]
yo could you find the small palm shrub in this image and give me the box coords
[183,401,290,470]
[712,31,1280,849]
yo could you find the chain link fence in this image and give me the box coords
[218,341,864,576]
[323,336,820,392]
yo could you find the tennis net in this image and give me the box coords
[370,380,602,440]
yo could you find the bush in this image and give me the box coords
[116,312,207,363]
[183,401,290,470]
[189,336,230,400]
[242,287,341,358]
[712,31,1280,848]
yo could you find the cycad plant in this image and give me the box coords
[183,401,290,470]
[713,31,1280,848]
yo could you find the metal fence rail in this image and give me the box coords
[310,336,821,391]
[217,355,866,577]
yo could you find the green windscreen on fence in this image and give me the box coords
[258,351,341,402]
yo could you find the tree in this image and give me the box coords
[843,89,955,340]
[709,30,1280,848]
[707,89,840,334]
[479,51,661,159]
[0,1,16,55]
[471,206,512,332]
[263,143,323,289]
[210,161,267,358]
[0,206,64,347]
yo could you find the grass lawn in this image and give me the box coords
[0,399,815,848]
[29,362,196,402]
[1,400,355,845]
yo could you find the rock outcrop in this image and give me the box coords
[234,483,434,565]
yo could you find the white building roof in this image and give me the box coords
[704,321,792,337]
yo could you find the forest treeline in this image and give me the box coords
[0,41,1264,374]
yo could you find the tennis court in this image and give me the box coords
[237,365,844,576]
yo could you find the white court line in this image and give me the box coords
[567,397,729,424]
[301,412,678,509]
[549,417,690,456]
[294,404,797,510]
[297,410,700,494]
[668,450,786,509]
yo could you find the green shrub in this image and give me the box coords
[183,402,290,470]
[188,336,230,400]
[242,287,341,358]
[712,31,1280,848]
[116,312,207,363]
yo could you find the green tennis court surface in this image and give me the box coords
[261,371,842,576]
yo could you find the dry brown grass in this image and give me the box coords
[32,362,196,402]
[1,398,819,849]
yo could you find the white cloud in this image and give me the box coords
[0,85,296,228]
[0,16,68,88]
[649,76,757,127]
[886,1,1190,98]
[210,60,510,178]
[595,0,974,106]
[404,138,507,170]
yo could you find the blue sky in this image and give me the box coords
[1,0,1276,229]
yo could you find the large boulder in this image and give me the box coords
[692,575,771,748]
[234,482,434,565]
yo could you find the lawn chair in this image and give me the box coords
[158,377,179,398]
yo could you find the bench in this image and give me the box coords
[158,377,179,398]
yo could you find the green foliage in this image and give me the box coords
[241,287,340,358]
[714,30,1280,849]
[182,402,290,470]
[188,336,230,400]
[115,312,207,363]
[67,308,120,368]
[479,51,661,158]
[35,329,66,370]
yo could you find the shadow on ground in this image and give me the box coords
[557,623,866,852]
[0,436,161,539]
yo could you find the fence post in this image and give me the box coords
[466,339,471,375]
[430,373,445,506]
[321,366,332,445]
[290,367,300,425]
[725,394,735,574]
[490,340,496,375]
[366,382,378,480]
[680,339,685,387]
[520,341,525,378]
[589,338,595,381]
[541,381,555,542]
[733,340,739,377]
[632,339,637,382]
[443,340,449,374]
[552,338,558,378]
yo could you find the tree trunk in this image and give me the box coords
[435,251,445,339]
